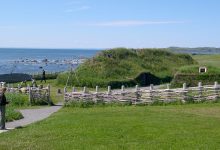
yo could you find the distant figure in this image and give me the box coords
[41,69,46,83]
[0,87,9,130]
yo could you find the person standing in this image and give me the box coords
[0,88,9,130]
[41,69,46,83]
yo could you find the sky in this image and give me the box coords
[0,0,220,48]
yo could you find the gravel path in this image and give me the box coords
[6,103,63,130]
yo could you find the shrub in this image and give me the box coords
[5,93,29,107]
[6,106,23,122]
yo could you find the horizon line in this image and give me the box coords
[0,46,220,50]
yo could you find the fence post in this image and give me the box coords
[72,87,76,92]
[64,87,67,93]
[167,84,170,90]
[149,84,154,102]
[83,87,87,94]
[28,85,32,105]
[107,86,111,95]
[134,85,140,105]
[165,84,172,102]
[214,81,219,100]
[135,85,139,92]
[150,84,154,91]
[198,82,203,101]
[182,83,188,103]
[64,87,67,102]
[47,84,52,105]
[121,85,125,92]
[96,86,99,93]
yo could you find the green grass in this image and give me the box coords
[57,48,196,88]
[11,79,64,104]
[1,104,220,149]
[6,93,29,107]
[192,54,220,68]
[6,106,23,122]
[4,93,28,121]
[4,80,62,121]
[177,65,220,74]
[172,55,220,87]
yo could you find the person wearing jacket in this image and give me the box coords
[0,88,9,130]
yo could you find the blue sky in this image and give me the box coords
[0,0,220,48]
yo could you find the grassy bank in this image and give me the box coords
[193,54,220,68]
[1,103,220,149]
[172,54,220,87]
[57,48,196,88]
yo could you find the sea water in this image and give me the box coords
[0,48,100,74]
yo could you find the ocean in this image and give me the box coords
[0,48,100,75]
[1,48,219,75]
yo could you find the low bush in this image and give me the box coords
[6,106,23,122]
[5,93,29,107]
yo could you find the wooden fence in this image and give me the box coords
[64,82,220,104]
[3,83,52,105]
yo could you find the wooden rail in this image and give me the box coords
[3,83,51,105]
[64,82,220,105]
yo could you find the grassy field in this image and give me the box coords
[193,54,220,68]
[1,104,220,149]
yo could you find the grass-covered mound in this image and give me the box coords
[57,48,197,88]
[172,65,220,87]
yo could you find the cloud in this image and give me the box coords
[90,20,185,27]
[65,5,91,13]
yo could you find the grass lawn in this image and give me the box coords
[1,104,220,149]
[193,54,220,68]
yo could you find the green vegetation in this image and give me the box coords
[193,54,220,68]
[57,48,196,88]
[10,79,64,104]
[32,72,59,80]
[6,106,23,122]
[171,54,220,87]
[6,93,29,107]
[1,104,220,149]
[4,93,29,122]
[179,65,220,74]
[4,79,63,122]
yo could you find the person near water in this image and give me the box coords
[0,87,9,130]
[41,69,46,83]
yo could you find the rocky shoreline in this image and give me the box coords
[10,58,87,65]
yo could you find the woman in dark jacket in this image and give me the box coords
[0,88,9,130]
